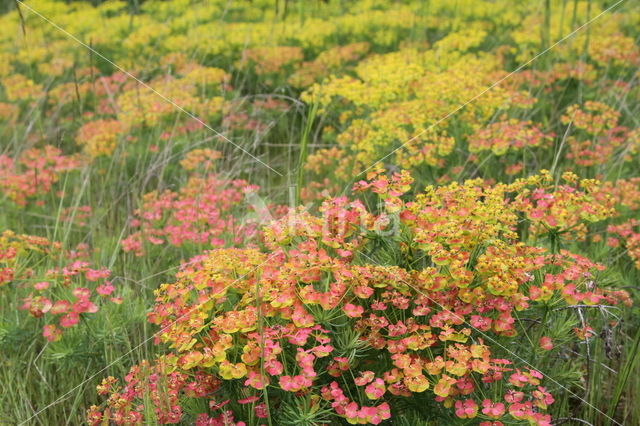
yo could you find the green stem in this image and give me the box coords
[583,0,592,59]
[295,102,318,205]
[606,326,640,424]
[542,0,551,51]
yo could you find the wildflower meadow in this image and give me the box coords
[1,0,639,425]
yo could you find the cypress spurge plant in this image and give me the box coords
[87,169,631,425]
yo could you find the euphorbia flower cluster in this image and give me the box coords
[0,230,57,287]
[1,230,119,341]
[289,42,370,88]
[237,46,304,75]
[90,170,630,425]
[18,257,120,342]
[122,174,260,256]
[607,220,640,270]
[468,118,552,156]
[75,119,124,158]
[87,359,221,424]
[511,171,615,240]
[0,146,80,206]
[561,102,637,167]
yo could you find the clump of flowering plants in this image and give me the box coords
[0,231,120,342]
[0,146,80,206]
[121,175,259,256]
[89,170,630,425]
[122,151,265,257]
